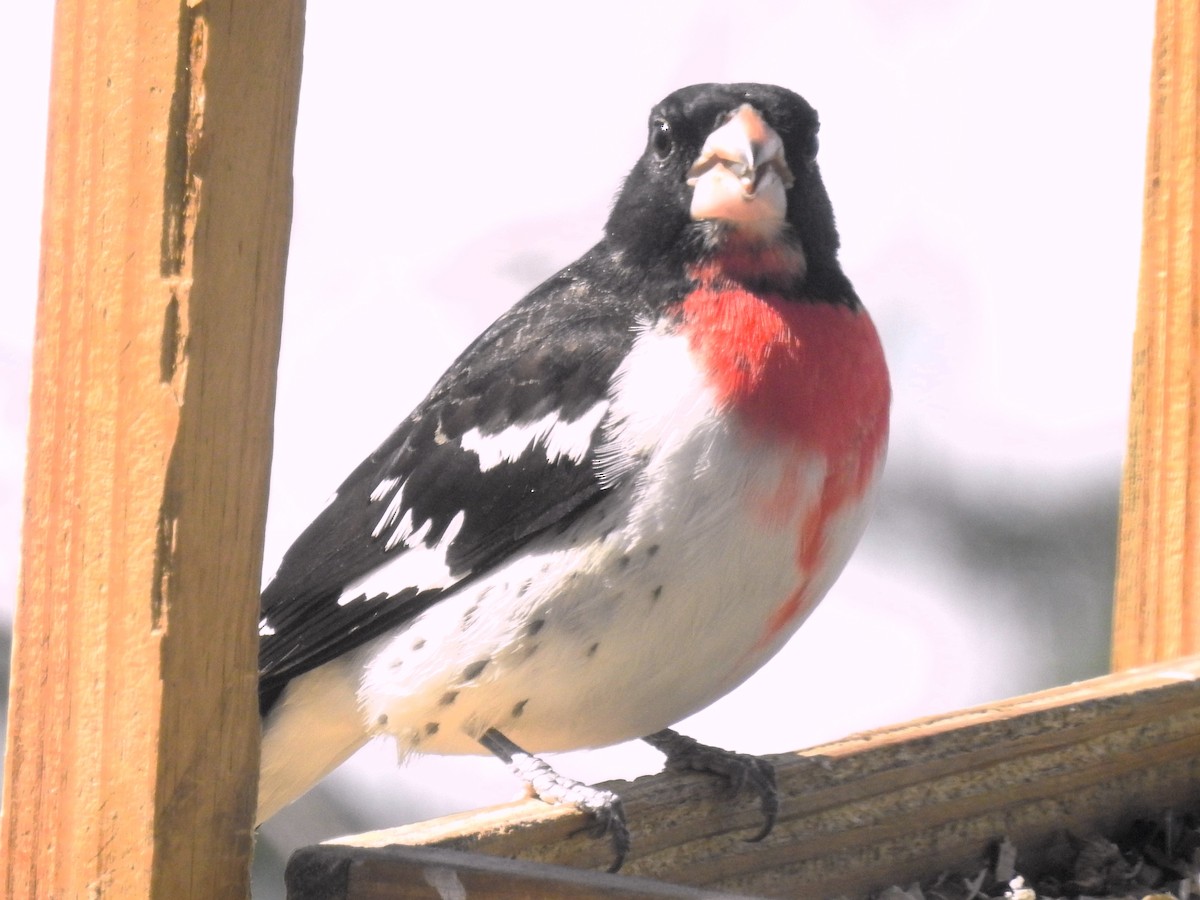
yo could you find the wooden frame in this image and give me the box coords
[288,0,1200,894]
[1,0,304,895]
[1113,0,1200,669]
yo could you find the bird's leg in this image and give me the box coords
[642,728,778,842]
[479,727,630,872]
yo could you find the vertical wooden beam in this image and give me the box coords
[1114,0,1200,670]
[1,0,304,896]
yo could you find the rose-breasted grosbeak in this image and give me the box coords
[257,82,890,869]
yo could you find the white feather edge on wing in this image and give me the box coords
[338,510,468,604]
[341,400,612,603]
[458,400,610,472]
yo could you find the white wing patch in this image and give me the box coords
[342,401,609,610]
[338,509,467,605]
[459,401,609,473]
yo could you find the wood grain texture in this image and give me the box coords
[0,0,304,896]
[302,658,1200,898]
[1113,0,1200,668]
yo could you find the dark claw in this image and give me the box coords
[568,789,630,872]
[480,728,631,872]
[738,756,778,842]
[643,728,780,843]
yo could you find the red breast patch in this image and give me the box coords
[681,260,891,646]
[681,261,889,463]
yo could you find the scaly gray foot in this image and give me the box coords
[480,728,631,872]
[643,727,778,842]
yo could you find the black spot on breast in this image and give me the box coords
[376,714,389,727]
[462,659,489,681]
[618,555,631,569]
[439,691,458,706]
[647,544,660,557]
[512,699,528,718]
[526,618,545,636]
[587,642,600,658]
[425,722,440,736]
[651,585,663,603]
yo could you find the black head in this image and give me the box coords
[605,83,853,302]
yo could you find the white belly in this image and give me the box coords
[355,325,882,754]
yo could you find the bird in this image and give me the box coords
[256,82,890,870]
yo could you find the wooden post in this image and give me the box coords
[1113,0,1200,668]
[0,0,304,896]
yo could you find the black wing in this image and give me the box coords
[258,247,648,715]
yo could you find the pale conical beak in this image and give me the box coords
[686,103,795,235]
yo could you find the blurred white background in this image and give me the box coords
[0,2,1153,896]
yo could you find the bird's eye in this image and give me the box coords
[650,118,673,159]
